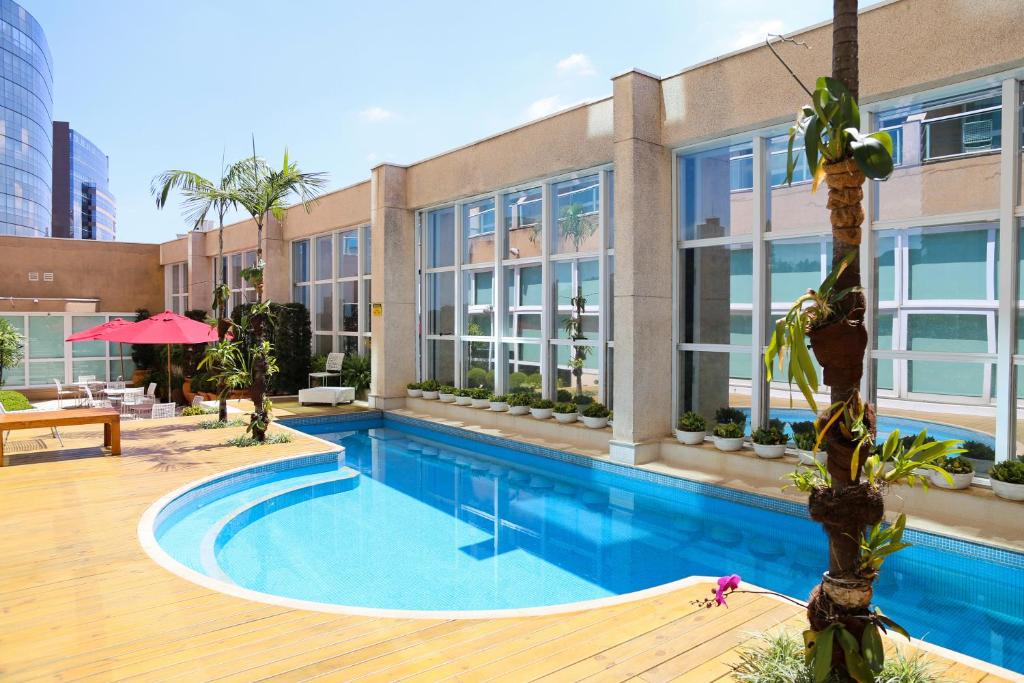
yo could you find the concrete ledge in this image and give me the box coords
[609,439,660,465]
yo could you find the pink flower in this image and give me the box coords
[714,574,741,607]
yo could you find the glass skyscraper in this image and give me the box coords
[0,0,53,237]
[52,122,116,240]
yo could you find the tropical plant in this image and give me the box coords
[310,355,327,374]
[0,389,30,411]
[990,458,1024,485]
[715,406,746,426]
[752,427,787,446]
[713,422,744,439]
[507,392,534,407]
[678,411,706,432]
[558,203,597,252]
[581,402,610,418]
[561,286,592,398]
[790,420,816,436]
[0,318,24,388]
[340,354,371,398]
[130,309,158,371]
[531,398,555,410]
[553,402,576,414]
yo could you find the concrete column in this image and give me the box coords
[610,70,673,465]
[186,231,212,313]
[369,163,417,409]
[261,214,290,303]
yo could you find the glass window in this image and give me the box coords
[338,230,359,279]
[314,283,332,331]
[874,313,896,393]
[315,235,332,280]
[505,264,542,338]
[553,259,599,340]
[507,344,542,393]
[681,243,753,344]
[876,234,897,302]
[0,315,25,386]
[426,271,455,336]
[70,315,105,359]
[339,335,358,356]
[551,175,600,255]
[767,134,829,234]
[907,314,990,397]
[231,253,243,289]
[463,269,493,336]
[768,237,830,305]
[314,334,333,356]
[340,281,359,333]
[29,315,63,359]
[292,284,309,308]
[463,341,495,390]
[607,171,615,249]
[679,142,753,240]
[292,240,309,283]
[907,226,992,301]
[427,339,455,385]
[463,198,495,265]
[607,255,615,341]
[679,349,752,434]
[363,227,372,275]
[504,187,542,260]
[427,206,455,268]
[72,359,107,383]
[553,343,599,400]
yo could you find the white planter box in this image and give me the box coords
[455,396,472,406]
[471,398,490,409]
[753,443,787,459]
[675,430,705,445]
[990,479,1024,501]
[581,415,608,429]
[797,449,826,466]
[929,470,974,490]
[553,412,578,424]
[421,391,439,400]
[531,408,553,420]
[438,393,456,403]
[507,405,530,415]
[489,401,509,412]
[713,436,744,452]
[407,389,422,397]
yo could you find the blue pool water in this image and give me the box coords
[154,415,1024,673]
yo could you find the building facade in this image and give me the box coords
[0,0,52,237]
[51,122,117,240]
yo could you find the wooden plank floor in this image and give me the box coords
[0,414,1015,682]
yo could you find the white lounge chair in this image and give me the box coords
[309,352,345,387]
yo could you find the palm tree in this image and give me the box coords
[221,143,328,441]
[151,159,245,422]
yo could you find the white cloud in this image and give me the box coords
[556,53,596,77]
[727,19,786,50]
[523,95,591,123]
[359,106,397,122]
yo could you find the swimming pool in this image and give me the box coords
[146,413,1024,674]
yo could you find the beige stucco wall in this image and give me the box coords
[159,236,188,265]
[0,236,163,313]
[282,181,371,239]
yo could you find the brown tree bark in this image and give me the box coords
[250,220,268,442]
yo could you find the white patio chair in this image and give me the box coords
[77,375,96,384]
[309,352,345,387]
[52,379,79,409]
[120,388,145,419]
[82,386,112,409]
[0,404,63,447]
[191,395,205,408]
[150,403,176,419]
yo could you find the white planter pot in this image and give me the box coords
[929,470,974,490]
[471,398,490,408]
[455,396,472,406]
[531,408,553,420]
[489,401,509,412]
[438,393,456,403]
[553,412,578,424]
[797,449,826,466]
[713,436,744,452]
[753,443,787,459]
[422,391,439,400]
[507,405,530,415]
[581,415,609,429]
[406,389,422,398]
[990,479,1024,501]
[675,429,706,445]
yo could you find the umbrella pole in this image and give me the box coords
[167,343,172,403]
[119,343,125,382]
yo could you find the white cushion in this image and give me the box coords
[298,387,356,406]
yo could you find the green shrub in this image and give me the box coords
[938,455,974,474]
[181,405,214,416]
[189,369,219,394]
[228,432,294,447]
[794,431,816,451]
[198,418,246,429]
[553,402,577,414]
[581,402,610,418]
[420,379,440,392]
[961,440,995,462]
[532,398,555,410]
[439,385,456,395]
[751,427,787,446]
[466,367,490,388]
[407,382,422,390]
[713,422,744,439]
[572,394,594,406]
[556,389,573,403]
[230,302,312,394]
[789,420,816,436]
[340,354,371,397]
[130,309,158,371]
[310,355,327,373]
[715,406,745,426]
[767,418,786,433]
[489,394,507,403]
[453,388,471,397]
[901,434,935,451]
[469,388,490,400]
[509,371,541,392]
[507,393,534,407]
[990,458,1024,485]
[0,390,31,411]
[677,411,706,432]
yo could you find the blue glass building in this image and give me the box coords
[0,0,53,237]
[52,122,116,240]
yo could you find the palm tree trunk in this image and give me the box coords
[250,217,268,441]
[217,214,229,423]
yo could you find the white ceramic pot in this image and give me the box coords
[991,479,1024,501]
[553,412,578,424]
[407,388,422,398]
[507,405,530,416]
[530,408,553,420]
[489,401,509,412]
[753,443,787,459]
[797,449,826,466]
[713,436,744,452]
[675,430,706,445]
[471,398,490,408]
[929,470,974,490]
[438,392,456,403]
[581,416,609,429]
[422,391,439,400]
[455,396,472,406]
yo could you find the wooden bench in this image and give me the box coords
[0,408,120,465]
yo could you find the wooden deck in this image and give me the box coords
[0,413,1015,682]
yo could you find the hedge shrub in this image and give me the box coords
[0,389,31,411]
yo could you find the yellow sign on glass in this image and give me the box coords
[371,303,383,317]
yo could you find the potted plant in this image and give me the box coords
[507,392,532,415]
[407,382,423,398]
[454,388,473,406]
[675,411,706,445]
[794,430,824,465]
[470,388,490,408]
[715,406,746,429]
[989,458,1024,501]
[553,402,578,424]
[929,456,974,490]
[580,402,610,429]
[438,385,456,402]
[712,422,744,452]
[530,398,555,420]
[489,394,509,411]
[751,427,788,459]
[420,380,440,400]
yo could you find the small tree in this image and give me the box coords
[0,318,24,387]
[561,286,591,398]
[558,204,597,252]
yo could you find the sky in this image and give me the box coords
[23,0,849,244]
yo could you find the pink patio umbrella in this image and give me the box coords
[102,311,219,401]
[65,317,133,382]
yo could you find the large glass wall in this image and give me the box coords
[167,262,188,314]
[419,166,614,402]
[290,224,372,357]
[676,78,1021,473]
[213,249,257,314]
